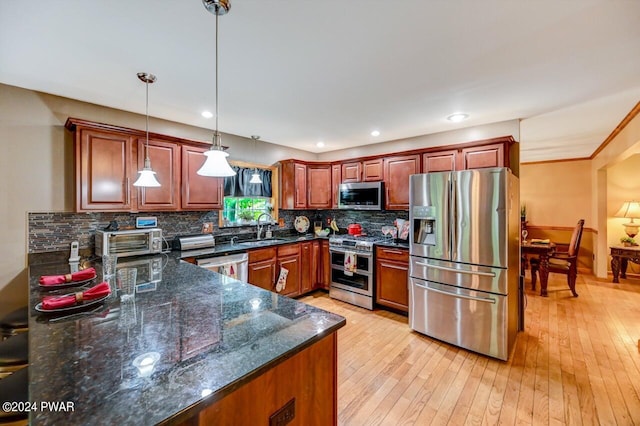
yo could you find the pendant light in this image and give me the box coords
[197,0,236,177]
[133,72,161,187]
[249,135,263,184]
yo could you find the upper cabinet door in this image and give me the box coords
[307,165,331,209]
[76,128,134,212]
[181,145,223,210]
[383,154,420,210]
[460,143,505,170]
[341,162,361,183]
[136,138,181,211]
[362,158,384,181]
[294,163,307,209]
[422,150,457,173]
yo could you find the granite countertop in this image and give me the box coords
[176,234,408,260]
[28,254,345,425]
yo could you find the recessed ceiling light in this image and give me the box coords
[201,110,213,119]
[447,113,469,123]
[371,130,380,137]
[316,141,325,148]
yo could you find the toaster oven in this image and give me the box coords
[95,228,163,258]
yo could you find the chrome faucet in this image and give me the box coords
[230,236,239,245]
[256,212,274,240]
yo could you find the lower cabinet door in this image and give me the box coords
[276,255,300,297]
[248,259,276,291]
[375,259,409,312]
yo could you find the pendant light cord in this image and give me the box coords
[145,77,150,162]
[215,11,220,149]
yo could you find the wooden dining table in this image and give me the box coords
[521,241,556,296]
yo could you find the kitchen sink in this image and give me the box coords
[237,239,288,248]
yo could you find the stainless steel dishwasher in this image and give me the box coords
[196,253,249,282]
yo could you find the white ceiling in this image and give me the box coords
[1,1,639,162]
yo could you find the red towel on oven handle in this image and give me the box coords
[41,281,111,310]
[39,267,97,286]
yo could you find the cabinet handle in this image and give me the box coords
[126,178,130,205]
[383,249,404,255]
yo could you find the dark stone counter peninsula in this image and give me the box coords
[28,253,345,425]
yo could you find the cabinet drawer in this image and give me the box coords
[277,243,300,257]
[376,246,408,262]
[248,247,276,263]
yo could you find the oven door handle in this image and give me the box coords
[329,248,373,258]
[413,281,496,304]
[415,261,495,277]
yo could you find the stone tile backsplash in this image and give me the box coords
[28,209,408,253]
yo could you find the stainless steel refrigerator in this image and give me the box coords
[409,167,519,360]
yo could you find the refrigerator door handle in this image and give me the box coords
[415,261,496,277]
[414,281,497,304]
[449,174,456,260]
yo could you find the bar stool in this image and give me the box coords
[0,334,28,379]
[0,307,28,340]
[0,367,28,425]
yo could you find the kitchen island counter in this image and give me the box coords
[28,254,345,425]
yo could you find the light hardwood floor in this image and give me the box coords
[300,273,640,425]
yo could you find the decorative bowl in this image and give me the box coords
[315,229,330,237]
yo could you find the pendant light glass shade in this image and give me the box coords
[197,0,236,177]
[134,160,161,187]
[249,134,262,184]
[249,172,262,184]
[133,72,161,187]
[198,133,236,176]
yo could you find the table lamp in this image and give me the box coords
[614,201,640,238]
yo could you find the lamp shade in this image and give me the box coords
[197,148,236,177]
[614,201,640,219]
[615,201,640,238]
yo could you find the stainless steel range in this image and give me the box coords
[328,235,384,310]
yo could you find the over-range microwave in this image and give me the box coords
[338,182,384,210]
[95,228,163,258]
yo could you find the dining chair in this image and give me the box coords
[530,219,585,297]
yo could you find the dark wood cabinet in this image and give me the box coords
[293,163,307,209]
[423,143,505,172]
[277,255,300,297]
[341,162,361,183]
[300,241,320,294]
[276,244,301,297]
[181,145,223,210]
[307,165,332,209]
[460,143,505,170]
[281,161,333,210]
[280,160,308,209]
[331,164,341,208]
[318,240,331,290]
[136,138,181,211]
[68,118,225,213]
[248,247,277,291]
[383,154,420,210]
[375,246,409,312]
[422,150,457,172]
[363,158,384,181]
[75,128,134,212]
